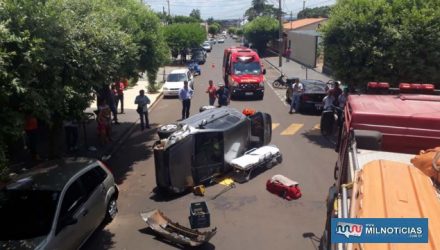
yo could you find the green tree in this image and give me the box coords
[189,9,202,21]
[322,0,440,88]
[245,0,280,21]
[297,6,332,18]
[164,23,206,55]
[208,23,221,35]
[243,16,278,54]
[228,27,237,35]
[171,15,200,24]
[0,0,168,175]
[206,17,215,25]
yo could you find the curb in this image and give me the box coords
[101,91,163,161]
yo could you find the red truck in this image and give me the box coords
[222,47,266,100]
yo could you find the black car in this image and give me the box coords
[285,79,327,112]
[191,51,206,64]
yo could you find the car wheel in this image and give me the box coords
[276,155,283,164]
[157,124,180,139]
[105,196,117,223]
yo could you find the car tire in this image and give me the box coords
[276,155,283,164]
[157,124,180,139]
[105,196,118,223]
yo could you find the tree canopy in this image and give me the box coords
[163,23,206,54]
[245,0,281,21]
[243,16,278,54]
[322,0,440,88]
[189,9,202,21]
[208,23,221,35]
[0,0,168,177]
[297,6,332,18]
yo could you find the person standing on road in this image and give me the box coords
[286,47,292,62]
[206,80,217,106]
[179,80,194,120]
[216,82,230,107]
[289,78,304,114]
[135,89,151,131]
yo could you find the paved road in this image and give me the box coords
[83,38,338,250]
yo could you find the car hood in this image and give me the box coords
[0,236,47,250]
[232,75,263,84]
[164,82,184,89]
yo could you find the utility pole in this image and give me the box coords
[290,11,293,30]
[303,0,306,11]
[167,0,170,16]
[278,0,283,67]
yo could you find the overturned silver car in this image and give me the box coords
[154,107,272,193]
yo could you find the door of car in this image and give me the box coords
[49,180,89,250]
[193,132,224,183]
[78,166,108,233]
[249,112,272,147]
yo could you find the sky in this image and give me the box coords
[144,0,336,20]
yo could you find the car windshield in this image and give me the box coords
[203,43,210,46]
[0,189,60,240]
[167,73,187,82]
[233,61,261,75]
[303,81,326,93]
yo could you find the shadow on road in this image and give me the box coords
[81,223,115,250]
[138,228,216,250]
[107,124,158,185]
[301,129,336,150]
[149,187,192,202]
[302,232,322,250]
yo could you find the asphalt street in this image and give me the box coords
[82,38,338,250]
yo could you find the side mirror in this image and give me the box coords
[263,69,266,75]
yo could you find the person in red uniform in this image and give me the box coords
[112,79,125,114]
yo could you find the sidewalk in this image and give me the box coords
[8,66,181,173]
[263,56,332,83]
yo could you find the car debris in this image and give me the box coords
[193,185,206,196]
[230,145,282,182]
[266,174,302,200]
[140,209,217,247]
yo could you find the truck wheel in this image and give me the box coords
[157,124,179,139]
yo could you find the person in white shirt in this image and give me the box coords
[134,89,151,130]
[178,80,194,120]
[289,78,304,114]
[323,90,335,111]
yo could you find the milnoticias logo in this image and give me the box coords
[331,218,428,243]
[335,222,363,238]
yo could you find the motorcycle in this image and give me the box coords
[187,61,201,76]
[271,73,289,88]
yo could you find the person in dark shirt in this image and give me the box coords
[216,82,230,107]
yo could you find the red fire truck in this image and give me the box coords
[222,47,266,100]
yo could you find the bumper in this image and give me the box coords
[163,90,180,96]
[230,87,264,98]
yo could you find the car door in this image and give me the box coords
[249,112,272,147]
[78,167,108,234]
[49,180,89,250]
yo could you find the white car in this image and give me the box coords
[163,69,194,97]
[218,38,225,43]
[230,145,282,181]
[202,42,212,52]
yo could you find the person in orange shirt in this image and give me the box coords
[113,79,125,114]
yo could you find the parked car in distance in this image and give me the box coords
[209,38,216,45]
[202,42,212,52]
[285,79,327,112]
[163,68,194,97]
[0,158,119,250]
[218,38,225,43]
[191,50,206,65]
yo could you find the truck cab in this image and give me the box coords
[153,107,272,194]
[223,47,266,100]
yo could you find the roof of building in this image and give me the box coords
[283,18,326,30]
